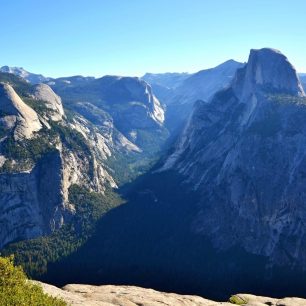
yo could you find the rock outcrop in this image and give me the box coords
[92,76,165,131]
[0,83,42,139]
[38,282,306,306]
[71,102,141,154]
[0,78,117,248]
[32,83,65,121]
[0,151,68,249]
[234,48,305,98]
[160,48,306,267]
[49,75,167,153]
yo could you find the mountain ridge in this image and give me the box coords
[2,48,306,300]
[161,48,306,265]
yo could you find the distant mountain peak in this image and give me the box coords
[0,66,50,84]
[234,48,305,98]
[159,48,306,268]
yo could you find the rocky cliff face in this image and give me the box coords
[0,151,68,249]
[233,48,305,98]
[49,75,167,154]
[0,83,42,139]
[161,48,306,267]
[0,75,117,249]
[31,83,65,121]
[93,76,165,137]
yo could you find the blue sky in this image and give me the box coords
[1,0,306,77]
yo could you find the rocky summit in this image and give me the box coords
[161,48,306,267]
[0,83,42,139]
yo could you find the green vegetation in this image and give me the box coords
[2,131,56,161]
[105,127,169,185]
[0,256,66,306]
[51,122,90,154]
[246,94,306,138]
[0,127,57,173]
[266,93,306,105]
[0,118,92,173]
[23,97,50,114]
[229,295,248,304]
[106,152,158,185]
[135,128,169,155]
[0,72,31,98]
[2,185,123,278]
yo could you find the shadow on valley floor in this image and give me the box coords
[42,170,306,301]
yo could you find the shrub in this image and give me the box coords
[0,256,66,305]
[229,295,248,304]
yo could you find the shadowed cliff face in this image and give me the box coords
[0,151,66,249]
[161,48,306,267]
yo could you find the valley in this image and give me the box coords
[1,48,306,302]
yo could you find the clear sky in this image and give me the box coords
[1,0,306,77]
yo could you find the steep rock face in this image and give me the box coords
[234,48,305,98]
[0,83,42,139]
[72,102,141,154]
[94,76,164,129]
[0,151,68,249]
[32,84,65,121]
[161,48,306,267]
[50,75,167,152]
[0,78,118,248]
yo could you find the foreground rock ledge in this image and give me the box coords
[35,282,306,306]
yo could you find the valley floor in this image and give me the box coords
[37,281,306,306]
